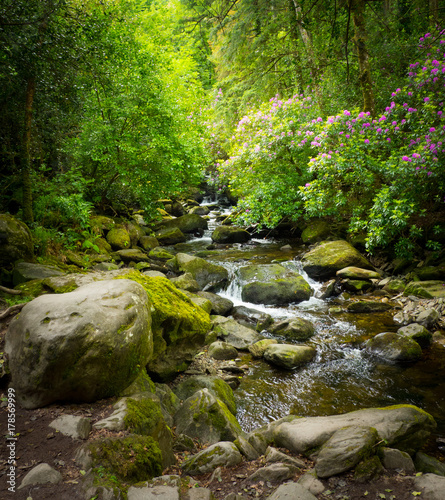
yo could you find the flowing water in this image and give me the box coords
[176,197,445,440]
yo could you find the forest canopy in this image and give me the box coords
[1,0,445,258]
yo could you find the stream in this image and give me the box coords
[175,195,445,440]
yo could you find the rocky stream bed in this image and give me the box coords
[1,194,445,500]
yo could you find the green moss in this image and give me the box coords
[89,435,163,483]
[117,317,136,335]
[121,370,156,396]
[114,270,211,357]
[124,398,163,435]
[43,277,78,294]
[15,279,45,298]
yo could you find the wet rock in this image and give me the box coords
[315,426,378,478]
[170,253,229,290]
[190,206,210,216]
[346,300,392,313]
[269,317,315,341]
[197,291,234,316]
[342,279,374,293]
[263,344,316,370]
[397,323,432,347]
[181,441,243,475]
[174,389,243,444]
[301,240,373,280]
[383,278,406,294]
[213,316,263,349]
[231,305,273,331]
[18,463,62,489]
[208,341,239,360]
[365,332,422,362]
[248,339,278,358]
[212,225,251,243]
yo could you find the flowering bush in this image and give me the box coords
[217,28,445,255]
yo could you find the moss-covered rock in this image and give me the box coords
[149,247,175,261]
[114,248,150,262]
[169,272,200,292]
[181,441,242,475]
[139,235,159,251]
[248,339,278,359]
[213,316,263,349]
[155,227,186,245]
[365,332,422,363]
[169,253,228,291]
[263,344,316,370]
[12,262,64,286]
[346,301,392,313]
[173,375,237,415]
[269,317,315,341]
[302,240,373,280]
[211,226,251,243]
[397,323,432,348]
[157,213,208,234]
[89,435,163,482]
[106,226,131,250]
[342,279,374,293]
[93,237,112,254]
[196,291,233,316]
[115,271,211,381]
[90,215,115,234]
[301,219,331,244]
[404,280,445,299]
[208,341,238,361]
[0,213,34,266]
[239,263,312,305]
[232,305,273,332]
[120,370,156,397]
[174,389,243,445]
[181,290,213,314]
[383,279,406,294]
[5,279,152,409]
[336,267,381,280]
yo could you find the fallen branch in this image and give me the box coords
[0,303,26,320]
[0,285,22,295]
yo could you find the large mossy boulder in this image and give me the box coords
[211,225,251,243]
[169,253,228,291]
[157,213,208,234]
[0,213,34,266]
[365,332,422,363]
[174,389,243,445]
[115,272,211,381]
[301,240,373,280]
[5,279,152,409]
[232,305,273,331]
[239,263,312,305]
[106,226,131,250]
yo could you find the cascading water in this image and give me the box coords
[178,195,445,437]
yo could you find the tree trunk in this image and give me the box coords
[22,77,36,223]
[429,0,438,26]
[350,0,375,117]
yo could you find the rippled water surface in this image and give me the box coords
[179,213,445,437]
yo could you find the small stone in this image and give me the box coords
[18,463,62,490]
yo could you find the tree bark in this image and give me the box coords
[349,0,375,117]
[22,77,36,223]
[429,0,438,26]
